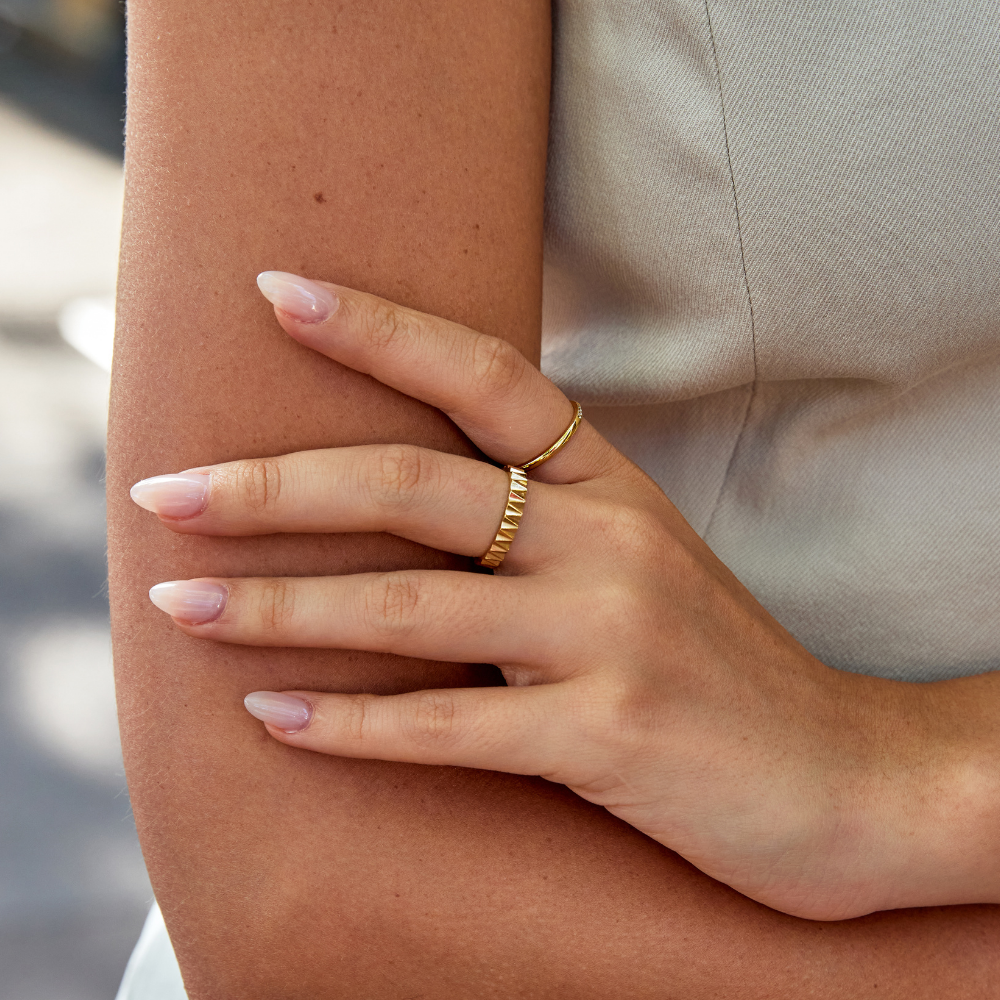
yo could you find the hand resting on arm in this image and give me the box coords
[109,0,1000,994]
[134,272,1000,923]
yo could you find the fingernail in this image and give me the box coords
[130,473,210,518]
[244,691,313,733]
[149,580,228,624]
[256,271,338,324]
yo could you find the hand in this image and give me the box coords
[130,271,1000,921]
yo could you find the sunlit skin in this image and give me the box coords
[111,1,1000,994]
[133,272,1000,924]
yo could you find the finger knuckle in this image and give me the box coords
[363,572,424,636]
[607,505,658,552]
[256,578,296,633]
[589,582,644,640]
[365,300,420,353]
[341,693,371,745]
[604,681,657,753]
[577,678,654,758]
[369,445,431,508]
[468,334,527,399]
[232,458,284,515]
[408,690,460,746]
[593,503,671,572]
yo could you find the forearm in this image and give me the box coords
[108,2,999,997]
[898,671,1000,903]
[109,0,551,990]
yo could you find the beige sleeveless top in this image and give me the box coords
[541,1,1000,682]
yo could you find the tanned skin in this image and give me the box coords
[108,2,999,995]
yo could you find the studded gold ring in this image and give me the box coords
[476,466,528,569]
[521,401,583,472]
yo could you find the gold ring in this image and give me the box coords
[476,466,528,569]
[521,401,583,472]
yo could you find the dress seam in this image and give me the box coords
[702,0,757,540]
[704,0,757,377]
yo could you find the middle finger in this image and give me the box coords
[130,445,564,570]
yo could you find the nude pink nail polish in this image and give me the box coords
[148,580,228,624]
[256,271,339,323]
[130,473,210,519]
[244,691,312,733]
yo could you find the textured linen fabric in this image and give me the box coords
[119,1,1000,993]
[544,0,1000,682]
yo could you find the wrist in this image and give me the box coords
[859,676,1000,912]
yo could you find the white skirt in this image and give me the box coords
[116,905,187,1000]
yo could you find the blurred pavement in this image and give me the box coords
[0,98,153,1000]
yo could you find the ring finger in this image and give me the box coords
[147,570,572,672]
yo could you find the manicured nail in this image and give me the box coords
[130,473,210,519]
[148,580,228,624]
[244,691,313,733]
[256,271,338,323]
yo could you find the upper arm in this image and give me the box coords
[118,0,549,355]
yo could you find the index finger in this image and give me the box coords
[256,271,615,482]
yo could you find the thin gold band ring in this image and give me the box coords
[521,400,583,472]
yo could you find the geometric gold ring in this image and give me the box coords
[475,466,528,569]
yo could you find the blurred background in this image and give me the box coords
[0,2,155,998]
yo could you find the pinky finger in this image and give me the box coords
[244,683,571,777]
